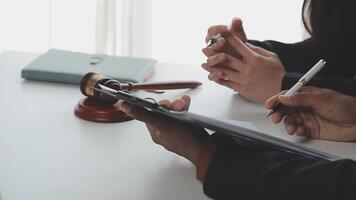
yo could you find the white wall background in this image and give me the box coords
[152,0,305,64]
[0,0,96,54]
[0,0,50,53]
[0,0,305,65]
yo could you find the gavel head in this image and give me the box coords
[80,72,122,106]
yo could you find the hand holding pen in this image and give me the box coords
[265,86,356,142]
[266,59,326,117]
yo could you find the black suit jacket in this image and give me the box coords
[203,135,356,200]
[249,39,356,96]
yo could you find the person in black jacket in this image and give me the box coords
[202,0,356,102]
[119,87,356,200]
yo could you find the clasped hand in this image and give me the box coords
[202,18,286,103]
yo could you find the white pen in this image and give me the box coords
[266,59,327,118]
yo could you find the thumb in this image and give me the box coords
[230,17,247,42]
[278,92,320,108]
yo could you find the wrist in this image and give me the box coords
[261,68,285,103]
[277,67,286,91]
[183,129,210,165]
[185,141,203,165]
[196,142,216,182]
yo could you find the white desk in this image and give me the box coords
[0,51,355,200]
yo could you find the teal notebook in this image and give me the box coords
[21,49,156,84]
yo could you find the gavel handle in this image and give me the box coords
[120,81,202,91]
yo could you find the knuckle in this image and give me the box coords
[207,26,216,33]
[208,25,227,34]
[207,56,213,63]
[208,73,214,80]
[218,53,227,62]
[202,48,209,56]
[208,26,217,35]
[151,130,161,144]
[152,136,160,144]
[254,55,264,63]
[225,82,233,88]
[220,25,228,32]
[247,56,263,70]
[270,52,277,57]
[128,108,138,118]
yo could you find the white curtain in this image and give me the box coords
[95,0,116,55]
[95,0,152,57]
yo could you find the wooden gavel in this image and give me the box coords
[80,72,202,105]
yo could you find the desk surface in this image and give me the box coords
[1,51,355,200]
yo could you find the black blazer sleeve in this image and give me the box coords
[203,141,356,200]
[248,39,321,73]
[282,73,356,97]
[248,39,356,96]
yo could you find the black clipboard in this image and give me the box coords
[95,85,339,161]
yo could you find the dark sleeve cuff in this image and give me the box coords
[248,39,320,73]
[282,72,356,97]
[281,72,304,90]
[202,144,273,199]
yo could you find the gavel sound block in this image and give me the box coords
[74,72,202,123]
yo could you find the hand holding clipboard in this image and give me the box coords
[94,84,339,161]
